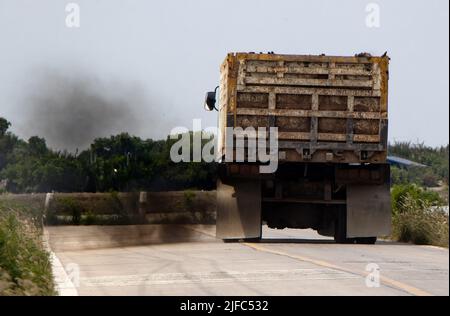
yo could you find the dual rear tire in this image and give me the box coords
[334,236,377,244]
[223,237,261,243]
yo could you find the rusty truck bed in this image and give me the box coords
[217,53,389,164]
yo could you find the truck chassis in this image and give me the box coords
[217,162,391,244]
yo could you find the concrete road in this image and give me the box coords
[45,225,449,296]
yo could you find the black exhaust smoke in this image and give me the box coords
[21,70,152,152]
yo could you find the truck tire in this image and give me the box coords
[241,237,261,243]
[334,209,355,244]
[355,237,377,244]
[222,237,261,243]
[222,239,239,243]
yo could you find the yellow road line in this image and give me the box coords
[182,225,433,296]
[243,242,432,296]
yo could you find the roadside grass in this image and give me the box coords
[0,200,55,295]
[391,184,449,247]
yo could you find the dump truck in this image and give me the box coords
[204,52,391,244]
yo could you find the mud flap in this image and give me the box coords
[216,178,262,240]
[346,183,391,238]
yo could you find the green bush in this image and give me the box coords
[391,184,448,247]
[391,184,443,215]
[108,192,133,224]
[81,210,97,225]
[392,196,448,247]
[52,197,85,225]
[0,202,55,295]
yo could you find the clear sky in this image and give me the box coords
[0,0,448,150]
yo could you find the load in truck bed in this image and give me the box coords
[217,52,389,164]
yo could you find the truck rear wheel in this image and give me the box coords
[222,239,239,243]
[355,237,377,244]
[334,209,354,244]
[222,237,261,243]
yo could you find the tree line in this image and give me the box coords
[389,142,449,187]
[1,117,448,193]
[0,117,217,193]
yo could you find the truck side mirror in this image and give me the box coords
[204,86,219,111]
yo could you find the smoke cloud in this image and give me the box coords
[21,70,159,152]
